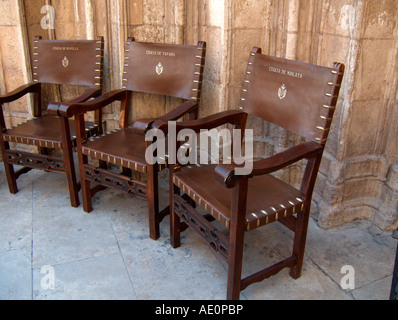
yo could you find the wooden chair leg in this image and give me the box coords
[170,208,181,248]
[0,139,18,194]
[59,116,79,208]
[227,228,245,300]
[80,175,93,213]
[3,157,18,194]
[170,169,181,248]
[0,105,18,193]
[147,164,160,240]
[290,209,311,279]
[75,113,92,213]
[64,155,80,208]
[227,178,248,300]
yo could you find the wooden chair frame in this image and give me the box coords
[48,38,206,240]
[152,48,345,299]
[0,36,104,207]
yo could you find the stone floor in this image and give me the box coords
[0,163,397,300]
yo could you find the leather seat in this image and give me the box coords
[81,127,168,173]
[173,164,304,231]
[3,115,99,149]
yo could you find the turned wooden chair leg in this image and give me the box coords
[290,208,311,279]
[147,163,160,240]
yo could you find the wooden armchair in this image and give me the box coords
[0,36,104,207]
[154,48,344,299]
[48,38,206,240]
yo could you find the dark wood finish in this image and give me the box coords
[165,48,345,299]
[174,193,229,261]
[47,38,207,241]
[84,165,147,199]
[6,150,64,172]
[58,115,80,207]
[227,177,248,300]
[0,83,41,104]
[146,163,160,239]
[170,167,182,248]
[240,256,297,291]
[0,36,104,207]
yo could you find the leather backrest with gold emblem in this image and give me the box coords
[239,48,344,144]
[33,36,104,87]
[122,38,206,102]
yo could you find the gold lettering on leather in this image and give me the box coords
[269,66,281,74]
[287,71,303,79]
[269,66,303,79]
[52,46,79,51]
[146,50,176,57]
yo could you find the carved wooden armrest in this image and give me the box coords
[47,89,128,118]
[158,100,199,121]
[66,86,103,104]
[133,100,199,135]
[215,141,324,188]
[0,83,40,104]
[133,118,156,135]
[151,110,245,135]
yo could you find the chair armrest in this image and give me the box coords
[133,100,199,135]
[158,100,199,121]
[215,141,324,188]
[47,89,128,118]
[150,110,245,135]
[66,87,103,104]
[0,83,40,104]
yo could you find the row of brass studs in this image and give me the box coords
[4,135,61,149]
[33,38,40,83]
[238,52,256,111]
[191,46,206,101]
[314,68,342,143]
[5,122,99,148]
[83,145,148,174]
[94,39,104,86]
[121,42,131,89]
[246,197,305,231]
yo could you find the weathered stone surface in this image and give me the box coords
[0,0,397,231]
[1,166,396,300]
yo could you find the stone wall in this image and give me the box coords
[0,0,397,231]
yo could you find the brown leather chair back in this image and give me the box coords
[240,48,344,144]
[33,36,104,87]
[122,38,206,101]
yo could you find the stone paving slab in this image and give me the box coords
[0,164,396,300]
